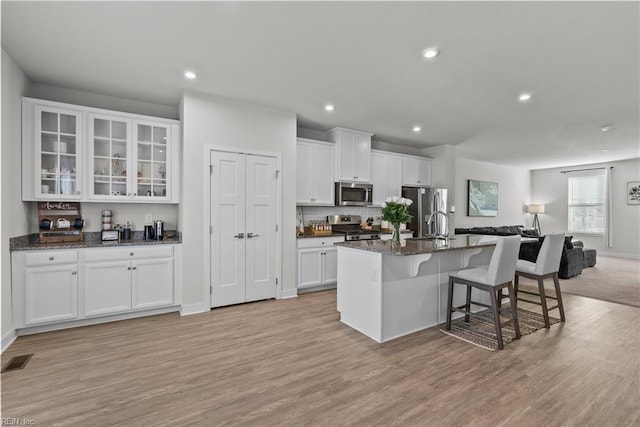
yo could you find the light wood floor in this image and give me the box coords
[2,290,639,426]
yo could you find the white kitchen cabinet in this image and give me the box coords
[22,102,84,200]
[132,257,174,309]
[12,244,179,331]
[87,113,132,201]
[402,155,432,186]
[14,250,79,326]
[22,97,180,203]
[81,246,174,316]
[297,236,344,290]
[24,264,78,326]
[82,260,132,316]
[371,150,403,206]
[296,138,335,205]
[326,127,373,183]
[88,115,176,202]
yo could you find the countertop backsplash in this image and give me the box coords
[28,201,179,232]
[299,205,382,226]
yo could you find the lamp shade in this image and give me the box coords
[527,204,545,214]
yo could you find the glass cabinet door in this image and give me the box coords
[135,122,169,199]
[90,115,130,198]
[37,107,82,198]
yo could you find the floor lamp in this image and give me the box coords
[528,204,545,235]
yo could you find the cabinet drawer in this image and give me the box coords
[24,250,78,267]
[82,245,174,262]
[297,236,344,249]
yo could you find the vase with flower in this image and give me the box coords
[381,196,414,246]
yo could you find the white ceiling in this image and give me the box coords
[2,1,639,170]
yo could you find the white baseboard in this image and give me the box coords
[598,251,640,260]
[279,288,298,299]
[1,329,17,353]
[180,302,208,316]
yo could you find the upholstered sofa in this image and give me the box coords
[454,225,586,279]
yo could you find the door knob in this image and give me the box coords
[247,233,259,238]
[234,233,245,239]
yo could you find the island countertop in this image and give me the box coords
[335,234,498,256]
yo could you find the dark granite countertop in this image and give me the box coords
[296,229,414,239]
[335,234,498,256]
[10,231,182,251]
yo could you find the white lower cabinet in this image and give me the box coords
[297,236,343,291]
[12,245,178,330]
[132,257,174,309]
[82,260,132,317]
[24,264,78,326]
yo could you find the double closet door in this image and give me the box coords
[209,151,278,308]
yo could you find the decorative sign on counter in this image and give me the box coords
[38,202,84,243]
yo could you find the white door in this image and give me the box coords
[210,150,278,307]
[245,154,278,302]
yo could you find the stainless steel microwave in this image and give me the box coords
[335,182,373,206]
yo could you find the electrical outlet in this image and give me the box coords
[145,213,153,224]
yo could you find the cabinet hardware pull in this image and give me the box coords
[72,271,77,275]
[49,256,54,261]
[247,233,259,238]
[234,233,245,239]
[132,267,137,270]
[130,252,134,256]
[128,267,132,270]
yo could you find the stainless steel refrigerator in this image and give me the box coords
[401,187,449,237]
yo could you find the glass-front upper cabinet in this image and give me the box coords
[88,114,131,200]
[34,106,83,199]
[133,122,170,200]
[22,97,180,203]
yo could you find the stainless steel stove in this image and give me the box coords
[327,215,380,241]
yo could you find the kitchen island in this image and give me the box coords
[336,235,499,343]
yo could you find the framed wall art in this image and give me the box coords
[468,179,498,216]
[628,181,640,205]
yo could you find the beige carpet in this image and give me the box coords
[518,255,640,307]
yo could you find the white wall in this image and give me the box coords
[532,159,640,257]
[180,91,297,307]
[2,49,30,340]
[27,82,179,120]
[454,157,531,230]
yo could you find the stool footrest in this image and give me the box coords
[518,290,559,300]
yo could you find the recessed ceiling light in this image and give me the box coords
[518,93,533,102]
[602,148,611,152]
[412,126,421,132]
[601,124,615,132]
[184,70,197,80]
[422,47,440,59]
[324,104,335,112]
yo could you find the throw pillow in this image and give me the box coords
[565,236,574,249]
[521,229,540,238]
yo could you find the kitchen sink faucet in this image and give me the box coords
[426,210,449,239]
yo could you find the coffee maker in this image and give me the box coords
[153,220,164,240]
[143,220,165,240]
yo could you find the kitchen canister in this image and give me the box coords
[101,209,113,230]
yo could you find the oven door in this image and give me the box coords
[335,182,373,206]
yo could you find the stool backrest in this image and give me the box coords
[534,233,565,275]
[487,235,521,285]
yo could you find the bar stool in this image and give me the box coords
[446,235,522,350]
[514,233,566,328]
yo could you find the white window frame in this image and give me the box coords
[567,173,605,235]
